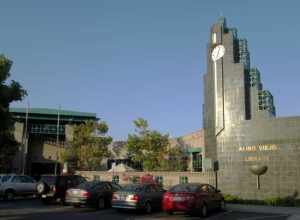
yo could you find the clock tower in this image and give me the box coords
[203,17,271,161]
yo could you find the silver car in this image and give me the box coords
[0,174,37,200]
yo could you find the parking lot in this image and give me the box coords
[0,199,291,220]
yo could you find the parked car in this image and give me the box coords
[36,175,86,204]
[0,174,37,200]
[66,181,122,209]
[112,183,165,213]
[162,183,225,217]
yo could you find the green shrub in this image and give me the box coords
[223,194,241,203]
[223,194,300,207]
[264,197,283,206]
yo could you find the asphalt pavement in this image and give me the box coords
[0,199,292,220]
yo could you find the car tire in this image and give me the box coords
[59,197,67,206]
[73,204,81,208]
[219,199,226,211]
[41,198,51,205]
[145,202,152,214]
[167,211,173,215]
[37,182,50,194]
[97,197,105,210]
[200,203,208,217]
[4,190,15,201]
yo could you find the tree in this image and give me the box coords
[160,139,188,171]
[0,55,27,172]
[61,120,112,171]
[127,118,170,171]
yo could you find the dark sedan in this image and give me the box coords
[65,181,122,209]
[112,183,165,214]
[162,183,225,217]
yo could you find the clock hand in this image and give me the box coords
[216,47,220,59]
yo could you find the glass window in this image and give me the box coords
[110,183,122,191]
[201,185,209,192]
[105,183,112,190]
[12,176,22,183]
[112,175,119,184]
[93,175,100,181]
[22,176,36,183]
[170,184,200,193]
[155,176,163,186]
[75,176,86,185]
[144,185,151,193]
[192,153,202,172]
[207,185,216,193]
[40,176,57,185]
[122,184,143,192]
[179,176,188,184]
[1,175,11,183]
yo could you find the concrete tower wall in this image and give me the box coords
[204,18,300,199]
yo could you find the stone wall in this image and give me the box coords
[77,171,215,189]
[217,117,300,200]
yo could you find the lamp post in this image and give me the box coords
[22,102,29,175]
[54,106,60,175]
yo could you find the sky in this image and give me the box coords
[2,0,300,140]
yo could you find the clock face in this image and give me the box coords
[211,45,225,61]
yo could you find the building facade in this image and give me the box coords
[10,108,97,176]
[203,18,300,199]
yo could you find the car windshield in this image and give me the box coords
[169,184,200,193]
[121,184,144,192]
[1,175,11,183]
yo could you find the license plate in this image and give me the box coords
[72,190,80,195]
[173,196,184,202]
[120,195,127,200]
[42,195,47,198]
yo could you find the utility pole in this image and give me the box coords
[54,106,60,175]
[22,102,29,175]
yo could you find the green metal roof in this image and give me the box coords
[10,108,97,118]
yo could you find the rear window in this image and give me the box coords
[40,176,57,184]
[77,181,101,189]
[122,184,144,192]
[169,184,200,193]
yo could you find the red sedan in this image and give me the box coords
[162,183,225,217]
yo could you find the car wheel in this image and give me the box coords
[5,190,15,201]
[41,198,51,205]
[97,197,105,210]
[219,199,226,211]
[145,202,152,214]
[73,204,81,208]
[36,182,45,194]
[200,203,208,217]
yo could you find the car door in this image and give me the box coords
[199,184,213,210]
[96,183,111,203]
[109,183,121,199]
[207,185,220,209]
[22,176,37,194]
[150,185,164,209]
[10,176,25,195]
